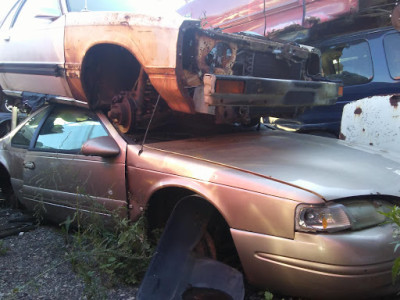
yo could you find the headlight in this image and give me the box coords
[295,200,392,233]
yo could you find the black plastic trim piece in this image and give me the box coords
[0,63,64,77]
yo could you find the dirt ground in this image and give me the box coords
[0,207,138,300]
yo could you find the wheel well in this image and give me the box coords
[145,187,241,268]
[81,43,141,109]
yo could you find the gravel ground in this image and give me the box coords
[0,207,138,300]
[0,207,267,300]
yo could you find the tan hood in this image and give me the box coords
[148,129,400,200]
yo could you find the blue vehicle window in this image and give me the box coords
[383,33,400,80]
[34,107,108,152]
[321,40,373,86]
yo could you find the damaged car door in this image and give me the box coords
[20,105,127,222]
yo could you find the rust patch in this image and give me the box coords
[354,107,362,115]
[339,133,346,140]
[390,95,400,108]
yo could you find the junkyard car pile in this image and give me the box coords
[0,0,400,299]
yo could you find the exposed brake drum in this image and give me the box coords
[107,91,136,133]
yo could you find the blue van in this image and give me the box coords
[269,27,400,137]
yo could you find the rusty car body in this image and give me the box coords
[1,102,400,299]
[0,0,341,128]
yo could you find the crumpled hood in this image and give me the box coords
[149,130,400,200]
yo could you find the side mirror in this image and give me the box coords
[81,136,120,157]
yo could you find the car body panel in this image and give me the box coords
[0,0,341,127]
[232,225,400,299]
[64,11,185,107]
[0,3,72,97]
[1,105,128,222]
[137,130,400,201]
[178,0,359,35]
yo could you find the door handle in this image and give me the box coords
[23,161,35,170]
[3,36,10,41]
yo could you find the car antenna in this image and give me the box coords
[139,94,161,156]
[83,0,88,11]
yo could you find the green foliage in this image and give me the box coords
[32,194,47,226]
[0,240,8,256]
[264,291,274,300]
[380,205,400,282]
[63,209,155,299]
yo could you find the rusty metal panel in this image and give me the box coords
[340,95,400,152]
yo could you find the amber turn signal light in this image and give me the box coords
[338,85,344,97]
[215,79,245,94]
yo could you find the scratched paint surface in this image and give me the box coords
[340,95,400,152]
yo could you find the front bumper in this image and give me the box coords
[232,223,400,299]
[203,74,340,107]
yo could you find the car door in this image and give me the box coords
[21,105,127,223]
[0,0,72,97]
[8,106,50,200]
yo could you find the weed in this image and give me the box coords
[264,291,274,300]
[63,207,155,299]
[380,205,400,282]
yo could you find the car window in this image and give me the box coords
[321,40,373,86]
[34,107,108,152]
[0,0,20,30]
[67,0,138,12]
[12,0,61,29]
[11,108,48,148]
[383,32,400,80]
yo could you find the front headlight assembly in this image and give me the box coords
[295,200,392,233]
